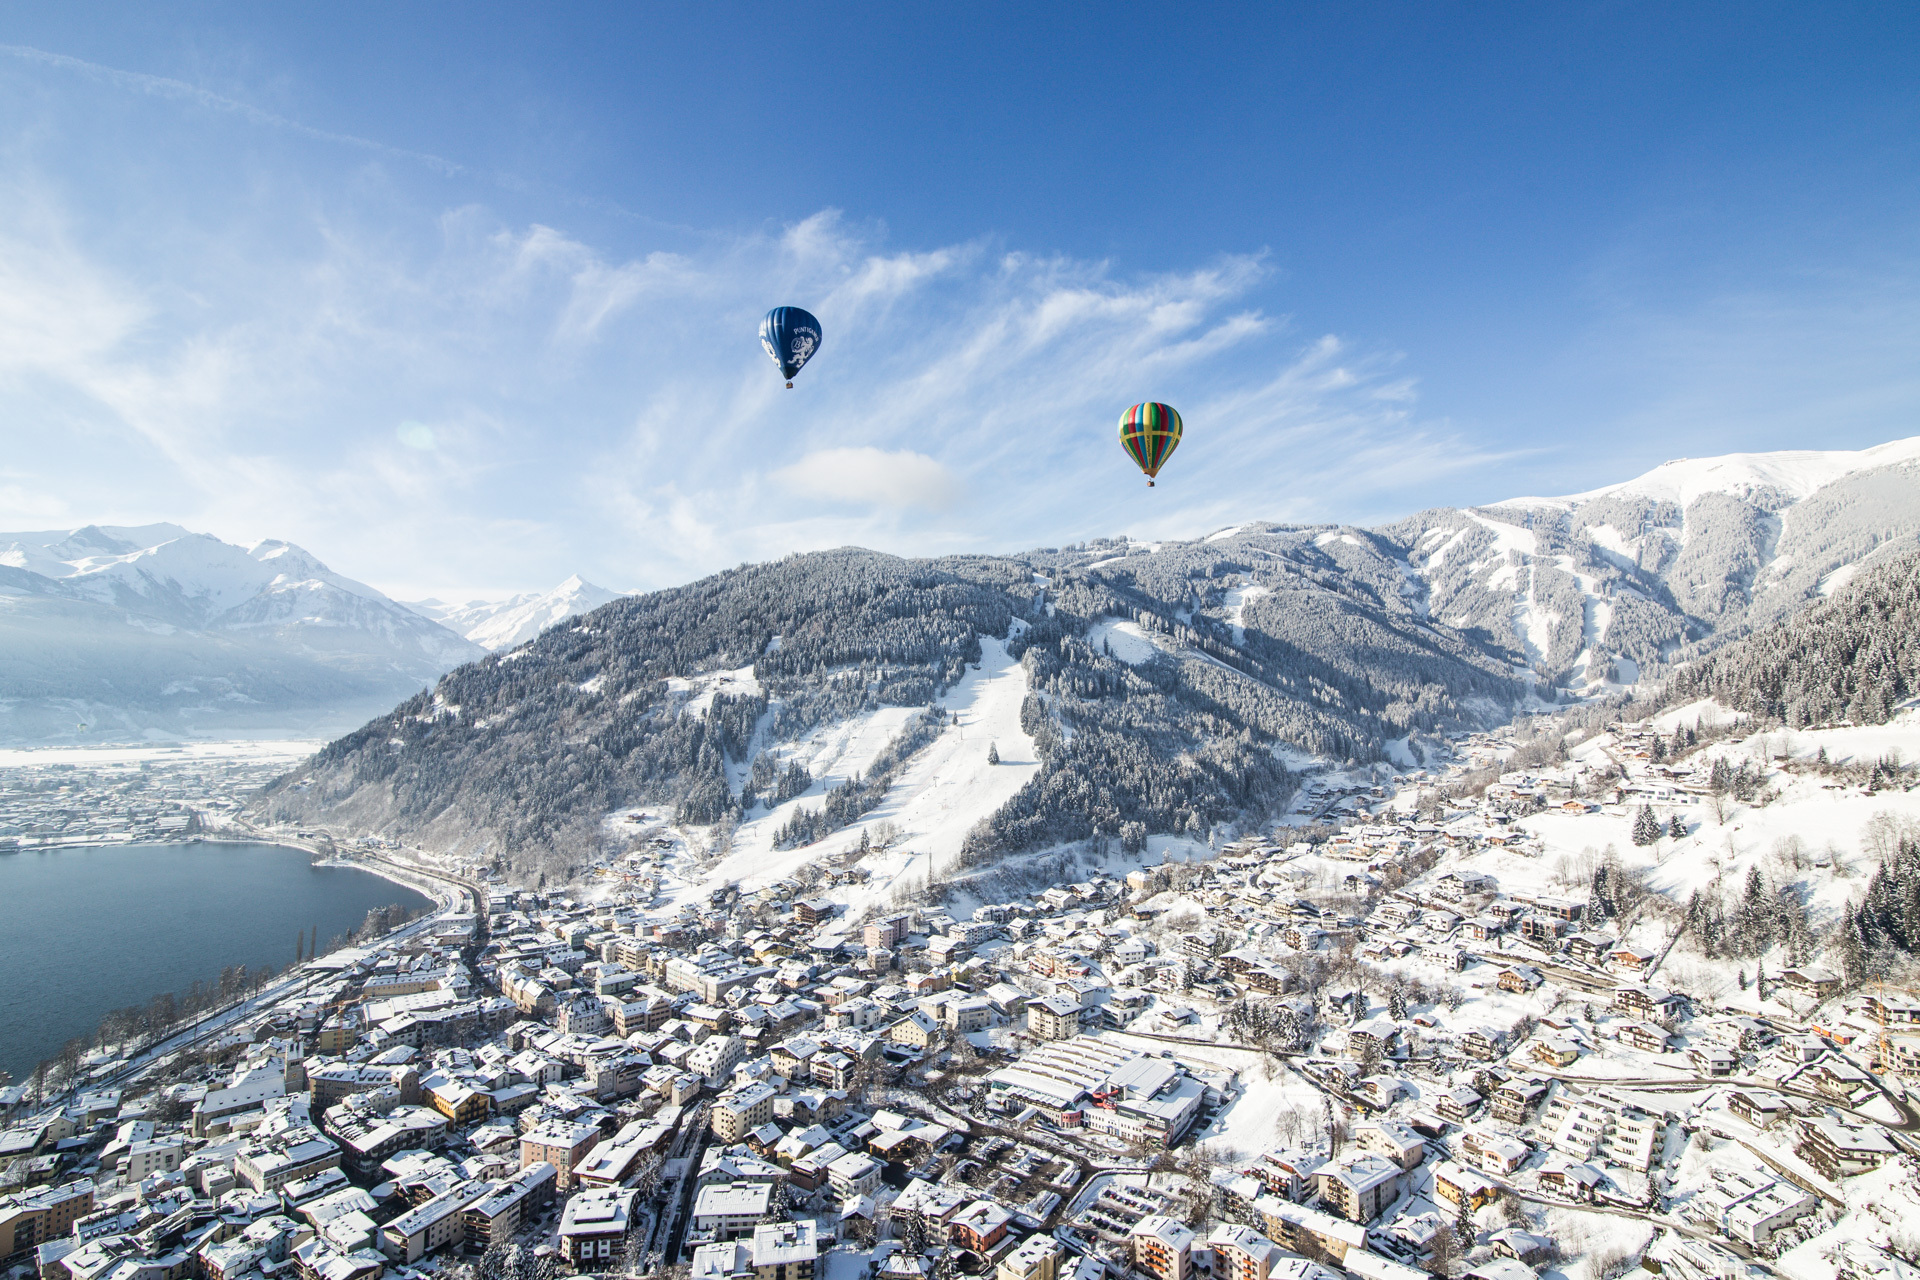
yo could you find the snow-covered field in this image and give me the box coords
[1086,617,1164,665]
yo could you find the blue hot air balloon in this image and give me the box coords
[760,306,823,388]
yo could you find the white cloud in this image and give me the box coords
[0,60,1492,597]
[774,447,960,511]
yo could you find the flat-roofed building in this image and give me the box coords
[751,1221,817,1280]
[692,1181,775,1243]
[520,1122,600,1190]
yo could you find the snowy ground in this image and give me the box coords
[1086,617,1165,666]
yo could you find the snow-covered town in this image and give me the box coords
[5,695,1919,1280]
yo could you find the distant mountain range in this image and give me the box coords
[255,438,1920,877]
[0,524,613,744]
[405,576,625,651]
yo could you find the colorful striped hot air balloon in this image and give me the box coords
[1118,402,1183,486]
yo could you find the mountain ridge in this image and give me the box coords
[0,524,483,744]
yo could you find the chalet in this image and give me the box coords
[1529,1039,1580,1069]
[1611,985,1684,1020]
[1461,1030,1505,1062]
[1564,933,1617,965]
[1431,1161,1497,1212]
[1779,967,1842,999]
[1615,1022,1670,1054]
[1728,1090,1792,1129]
[1458,1130,1530,1176]
[1434,1086,1483,1124]
[1687,1044,1735,1076]
[1348,1018,1400,1060]
[1536,1158,1604,1202]
[1800,1055,1876,1100]
[1433,871,1496,902]
[1608,945,1656,973]
[1497,967,1543,994]
[1490,1079,1549,1125]
[1465,917,1505,943]
[1796,1117,1898,1182]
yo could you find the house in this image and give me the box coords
[1688,1043,1736,1076]
[1488,1229,1555,1266]
[1458,1130,1530,1176]
[946,1198,1014,1252]
[1796,1117,1898,1182]
[1347,1017,1400,1061]
[1779,967,1842,999]
[889,1011,941,1049]
[1497,967,1542,994]
[1612,985,1684,1020]
[1431,1161,1497,1212]
[1728,1090,1792,1129]
[1434,1086,1483,1123]
[1529,1038,1580,1069]
[1564,933,1616,965]
[1491,1079,1548,1125]
[1615,1022,1670,1054]
[1461,1030,1504,1062]
[1608,945,1656,973]
[1536,1158,1604,1202]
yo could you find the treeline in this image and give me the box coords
[1683,867,1815,964]
[1668,548,1920,727]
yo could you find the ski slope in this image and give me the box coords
[664,637,1040,922]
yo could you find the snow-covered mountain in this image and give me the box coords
[405,575,625,651]
[1369,435,1920,690]
[0,524,484,744]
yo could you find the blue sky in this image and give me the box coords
[0,4,1916,598]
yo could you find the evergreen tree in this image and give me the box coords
[1666,814,1687,841]
[1631,805,1660,847]
[987,742,999,765]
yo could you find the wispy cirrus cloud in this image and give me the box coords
[0,50,1481,597]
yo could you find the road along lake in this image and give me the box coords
[0,841,432,1081]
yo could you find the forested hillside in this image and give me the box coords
[1666,548,1920,726]
[256,540,1523,875]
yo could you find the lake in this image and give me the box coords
[0,841,432,1081]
